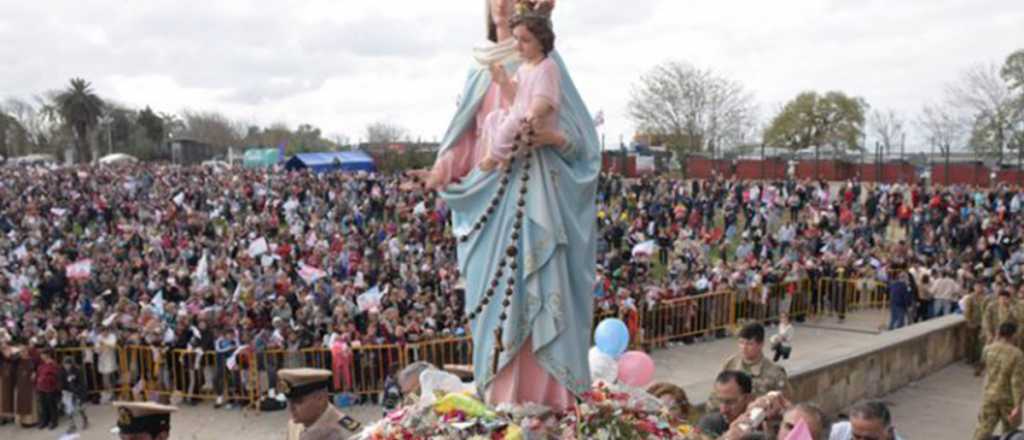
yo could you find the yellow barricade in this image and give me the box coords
[641,290,734,346]
[116,346,259,409]
[54,345,129,399]
[46,276,895,404]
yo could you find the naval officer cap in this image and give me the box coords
[278,368,333,400]
[113,401,177,435]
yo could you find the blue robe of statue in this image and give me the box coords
[438,50,600,398]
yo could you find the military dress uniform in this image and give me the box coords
[973,340,1024,440]
[112,401,178,439]
[280,368,362,440]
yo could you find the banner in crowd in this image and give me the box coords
[357,286,382,312]
[298,263,327,284]
[66,259,93,279]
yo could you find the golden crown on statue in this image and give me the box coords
[514,0,553,19]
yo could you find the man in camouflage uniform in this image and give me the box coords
[963,283,988,375]
[713,323,790,408]
[983,290,1022,353]
[1017,284,1024,350]
[973,322,1024,440]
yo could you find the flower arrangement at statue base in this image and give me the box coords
[355,381,698,440]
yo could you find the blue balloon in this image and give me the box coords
[594,318,629,358]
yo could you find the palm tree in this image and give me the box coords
[55,78,105,162]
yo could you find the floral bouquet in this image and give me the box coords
[355,381,698,440]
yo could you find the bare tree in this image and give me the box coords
[918,102,967,182]
[868,109,905,157]
[627,61,757,165]
[178,110,244,149]
[330,133,351,149]
[1,98,41,156]
[365,121,407,145]
[947,63,1016,162]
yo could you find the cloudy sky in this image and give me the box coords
[2,0,1022,150]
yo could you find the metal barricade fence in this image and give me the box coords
[642,290,733,346]
[116,346,260,409]
[787,278,813,319]
[812,277,888,318]
[52,277,890,403]
[54,345,128,400]
[849,279,888,311]
[413,337,473,370]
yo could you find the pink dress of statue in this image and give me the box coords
[480,57,561,164]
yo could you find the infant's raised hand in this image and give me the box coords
[489,63,510,87]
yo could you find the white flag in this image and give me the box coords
[13,245,27,260]
[193,252,210,289]
[631,240,658,257]
[248,237,268,257]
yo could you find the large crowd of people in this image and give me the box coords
[1,162,1024,436]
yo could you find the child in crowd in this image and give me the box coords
[771,312,793,362]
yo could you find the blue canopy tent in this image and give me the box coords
[284,151,376,173]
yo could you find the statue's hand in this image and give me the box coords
[489,63,511,88]
[530,128,566,150]
[490,0,512,23]
[408,169,441,191]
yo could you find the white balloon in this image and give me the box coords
[588,346,619,383]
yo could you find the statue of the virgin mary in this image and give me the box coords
[423,0,600,411]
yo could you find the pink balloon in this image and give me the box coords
[616,351,655,387]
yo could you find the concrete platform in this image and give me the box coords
[878,362,986,440]
[650,309,892,407]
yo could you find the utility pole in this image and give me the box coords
[761,141,766,180]
[876,141,882,182]
[900,132,905,162]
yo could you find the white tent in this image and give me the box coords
[98,153,138,164]
[11,153,57,164]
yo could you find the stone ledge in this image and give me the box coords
[692,315,966,417]
[789,315,965,380]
